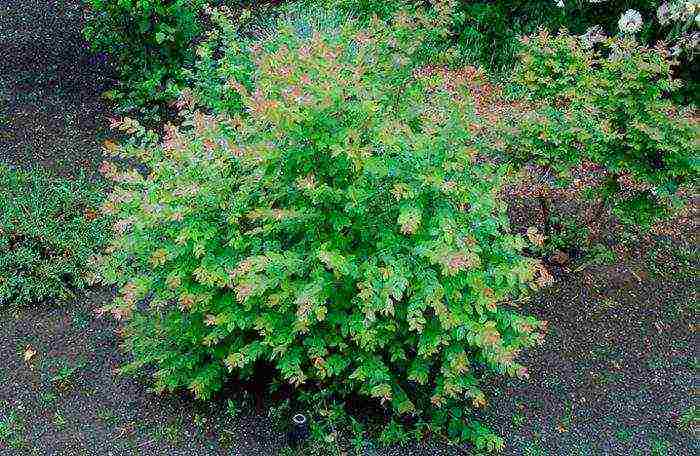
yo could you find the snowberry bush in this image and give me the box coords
[98,3,548,449]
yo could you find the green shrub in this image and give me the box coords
[98,4,548,449]
[452,1,559,72]
[83,0,210,110]
[453,1,697,86]
[512,30,698,228]
[183,2,354,116]
[0,166,108,307]
[184,1,460,117]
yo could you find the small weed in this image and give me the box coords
[650,439,671,456]
[590,345,614,361]
[379,419,410,447]
[46,356,85,390]
[678,406,699,434]
[72,311,91,329]
[96,407,117,425]
[162,424,182,445]
[52,362,78,389]
[586,243,616,266]
[616,427,633,441]
[217,429,236,448]
[591,370,622,388]
[53,412,67,429]
[153,417,184,445]
[39,391,57,408]
[512,411,526,427]
[268,399,291,433]
[0,407,27,449]
[225,399,240,420]
[646,356,668,371]
[523,437,546,456]
[193,413,207,429]
[560,400,573,429]
[599,298,619,310]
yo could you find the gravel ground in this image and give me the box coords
[0,1,697,456]
[476,240,698,456]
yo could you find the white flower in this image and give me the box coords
[580,25,607,48]
[618,9,643,34]
[556,0,565,8]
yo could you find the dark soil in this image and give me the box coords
[0,1,697,456]
[476,237,697,456]
[0,0,113,178]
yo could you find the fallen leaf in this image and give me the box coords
[526,226,545,247]
[549,250,570,266]
[23,345,36,363]
[102,139,119,154]
[84,208,98,221]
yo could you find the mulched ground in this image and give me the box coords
[0,0,113,178]
[0,2,696,456]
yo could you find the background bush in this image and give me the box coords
[98,5,548,450]
[0,166,108,307]
[84,0,699,110]
[83,0,210,111]
[512,30,698,228]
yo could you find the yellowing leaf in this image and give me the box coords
[23,345,36,363]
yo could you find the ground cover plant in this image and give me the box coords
[0,166,108,307]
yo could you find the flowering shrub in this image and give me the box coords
[183,3,355,116]
[655,1,700,59]
[448,1,699,89]
[98,4,548,449]
[0,166,108,307]
[514,30,698,227]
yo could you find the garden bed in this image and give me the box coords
[0,2,696,455]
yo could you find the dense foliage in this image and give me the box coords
[83,0,209,110]
[98,5,550,449]
[512,30,698,227]
[0,166,108,307]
